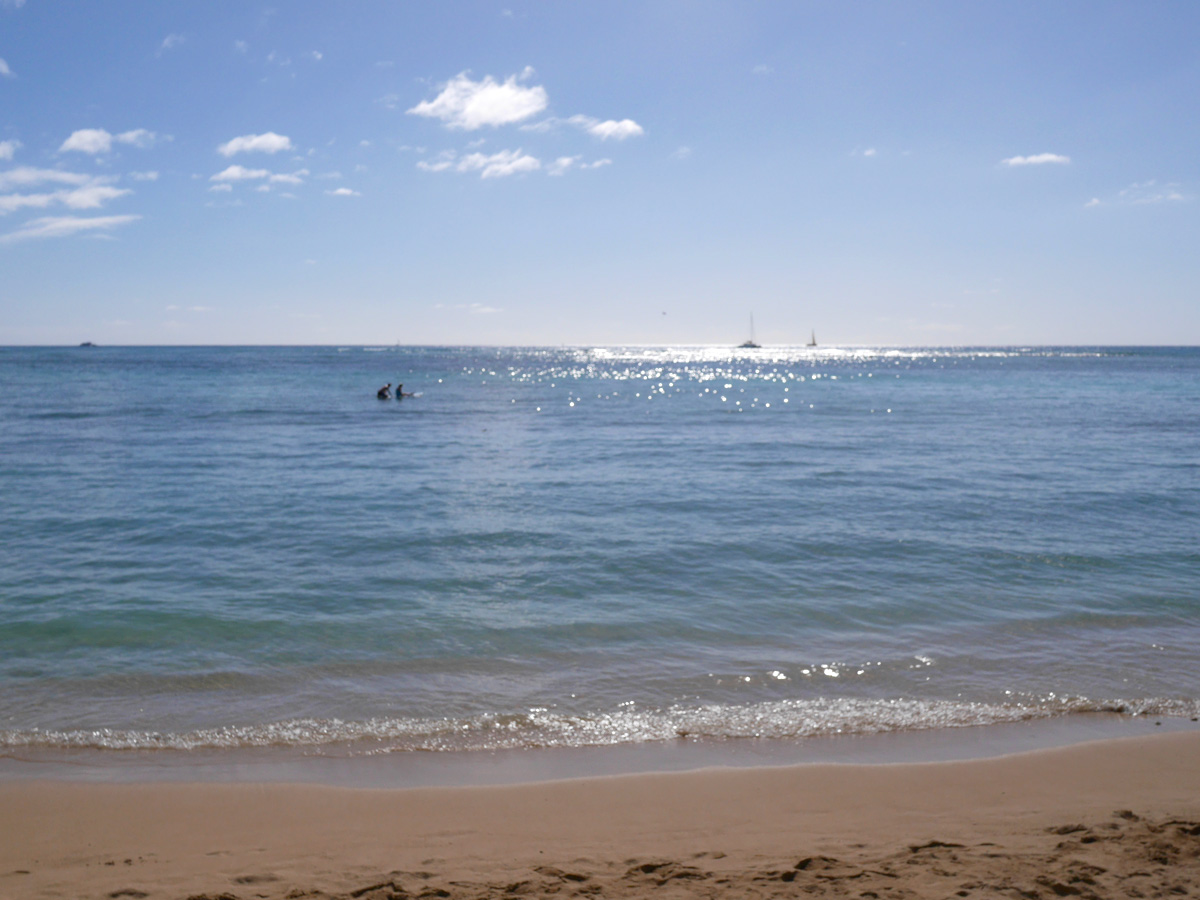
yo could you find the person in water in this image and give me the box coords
[377,383,391,399]
[395,383,404,399]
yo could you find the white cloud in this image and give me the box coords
[57,184,132,209]
[325,187,360,196]
[417,148,540,179]
[0,166,93,191]
[440,301,504,314]
[208,183,233,193]
[59,128,158,154]
[157,33,185,56]
[217,132,294,157]
[1084,198,1101,208]
[209,165,307,186]
[526,115,645,140]
[567,115,644,140]
[408,70,547,130]
[0,214,140,243]
[129,170,159,181]
[1118,180,1186,205]
[464,150,540,178]
[309,51,323,62]
[672,146,692,161]
[0,192,51,214]
[416,151,456,174]
[117,129,158,148]
[60,129,114,154]
[210,165,271,182]
[269,168,309,185]
[548,156,580,176]
[0,139,19,160]
[862,148,877,157]
[753,64,773,75]
[234,40,249,54]
[1001,153,1070,166]
[0,57,13,78]
[547,156,610,176]
[1,170,131,216]
[518,119,554,134]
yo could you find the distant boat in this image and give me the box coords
[807,330,817,347]
[738,314,760,348]
[79,341,96,347]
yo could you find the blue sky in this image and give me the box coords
[1,1,1197,345]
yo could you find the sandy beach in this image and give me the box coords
[3,731,1198,900]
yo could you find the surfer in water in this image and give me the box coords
[376,383,392,399]
[395,382,413,399]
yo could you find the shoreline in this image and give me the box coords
[4,731,1199,900]
[3,710,1198,788]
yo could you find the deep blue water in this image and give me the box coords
[1,345,1197,752]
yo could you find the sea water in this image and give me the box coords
[1,345,1198,758]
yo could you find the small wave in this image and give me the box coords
[3,696,1196,753]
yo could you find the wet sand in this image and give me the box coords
[2,731,1198,900]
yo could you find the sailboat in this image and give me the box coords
[738,314,761,348]
[807,330,817,347]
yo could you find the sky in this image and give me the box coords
[1,1,1198,346]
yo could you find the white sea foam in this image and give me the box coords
[3,697,1196,753]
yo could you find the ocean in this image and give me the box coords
[1,345,1198,766]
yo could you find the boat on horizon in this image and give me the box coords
[738,314,760,348]
[807,330,817,347]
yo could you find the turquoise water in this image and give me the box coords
[1,345,1197,753]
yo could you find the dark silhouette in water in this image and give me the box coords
[376,383,392,399]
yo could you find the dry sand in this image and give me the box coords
[2,731,1199,900]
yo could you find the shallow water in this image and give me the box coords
[1,345,1197,754]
